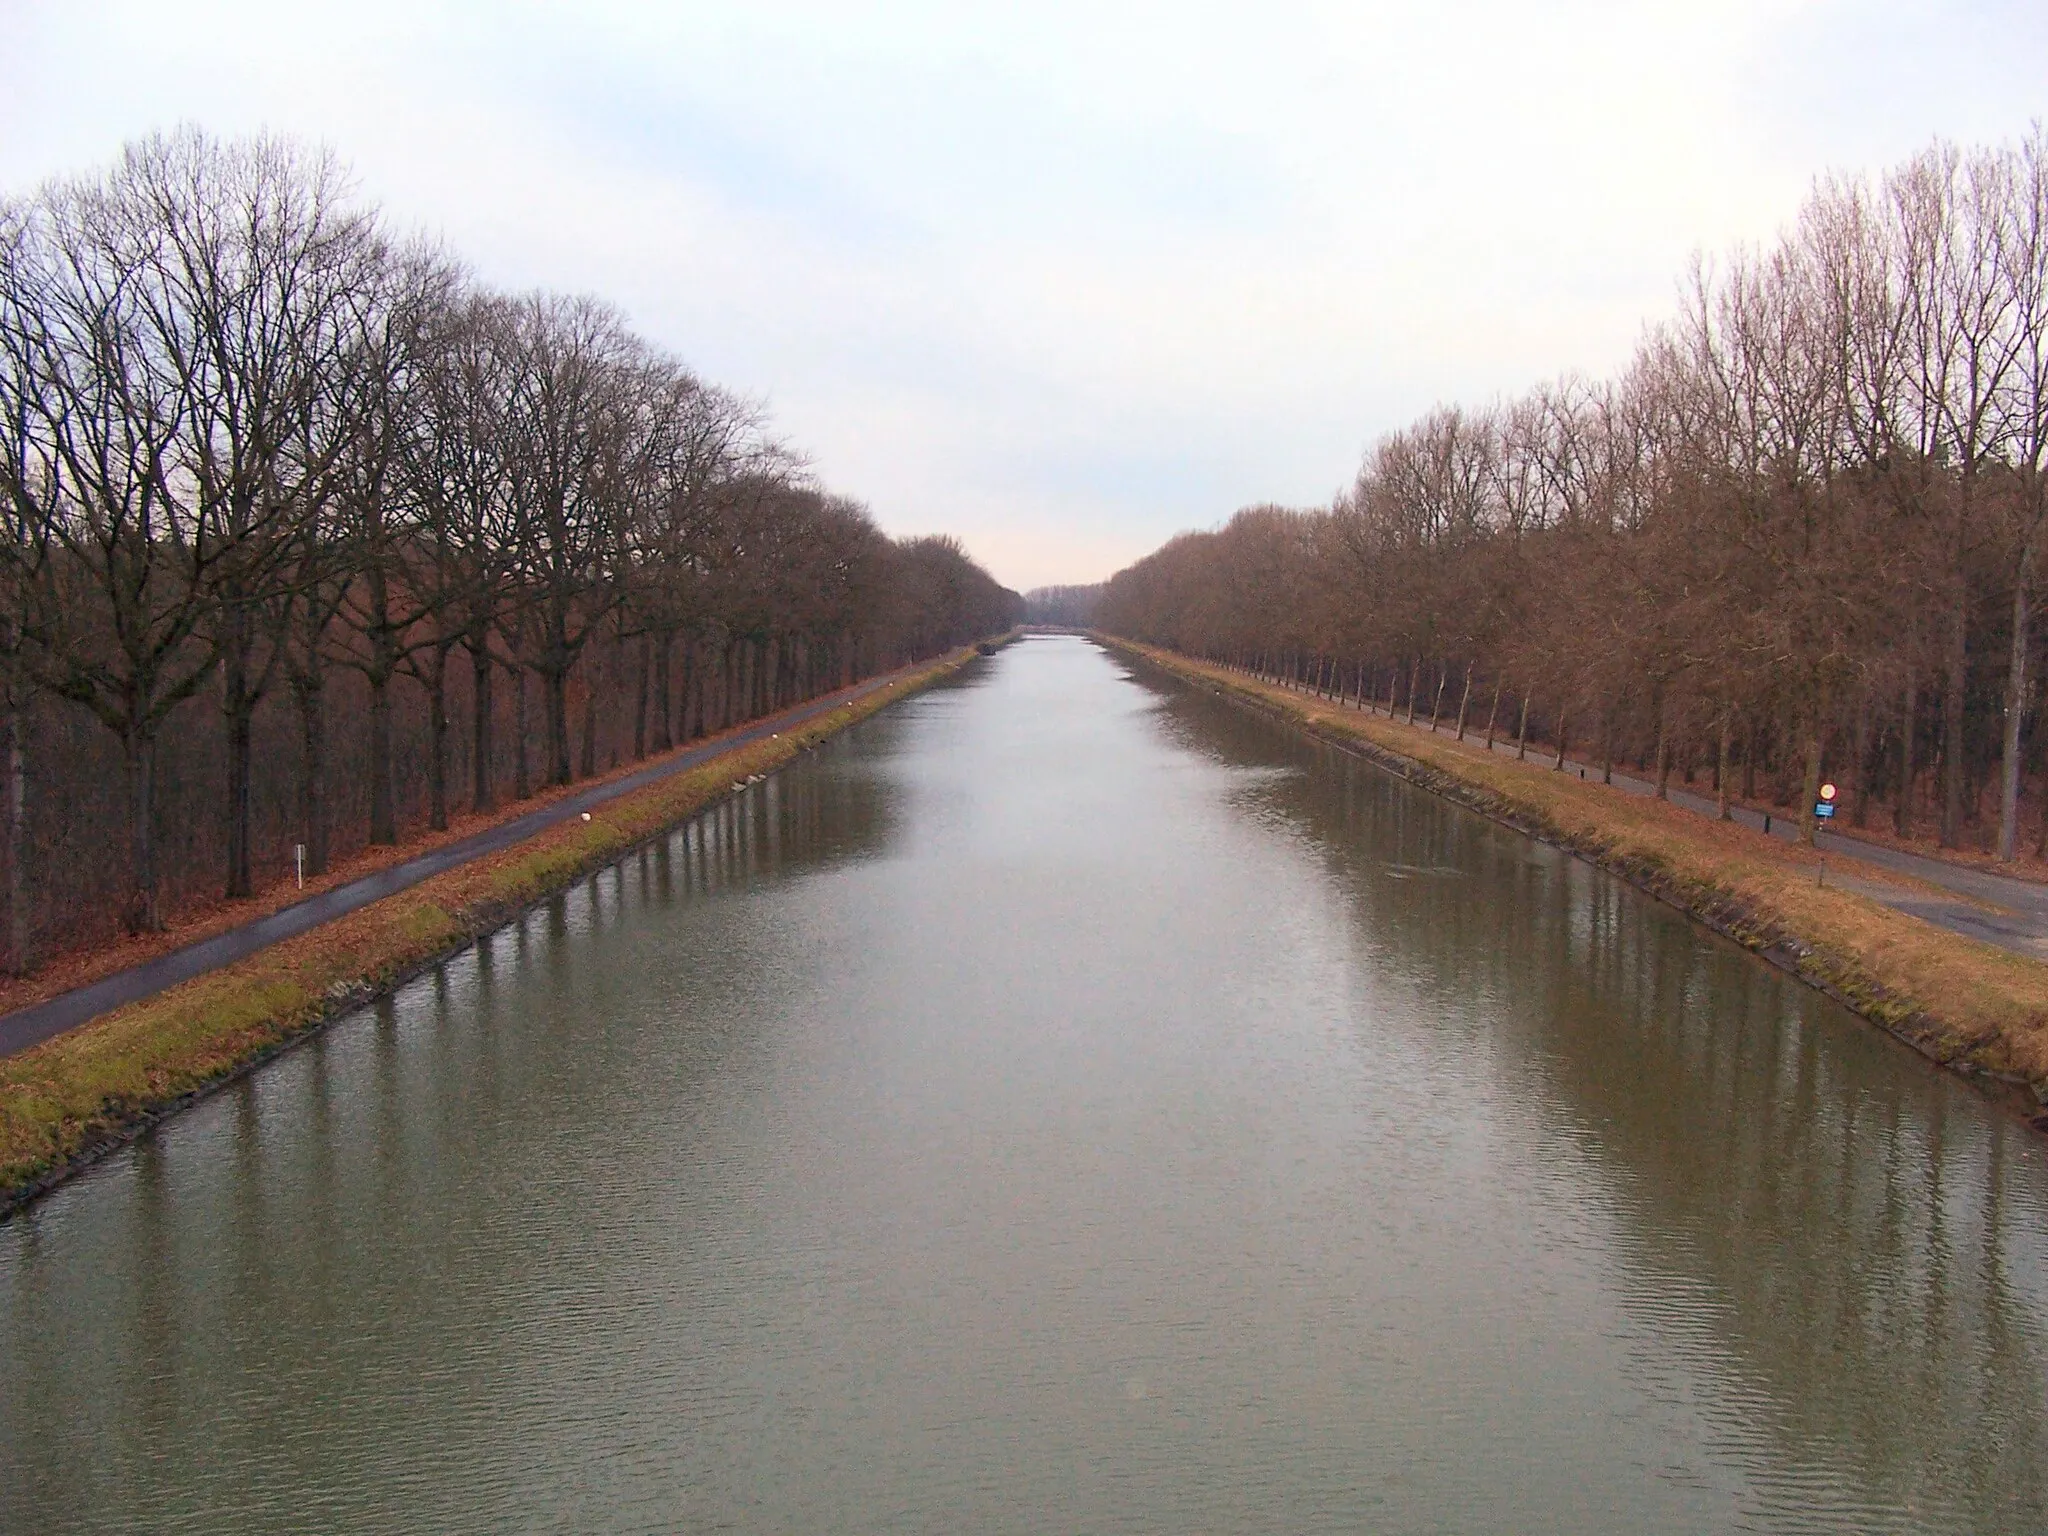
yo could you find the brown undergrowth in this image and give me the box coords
[1111,639,2048,1114]
[0,647,986,1213]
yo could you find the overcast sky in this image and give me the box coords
[4,2,2045,589]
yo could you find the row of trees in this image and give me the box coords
[1022,585,1102,627]
[0,131,1018,966]
[1100,130,2048,859]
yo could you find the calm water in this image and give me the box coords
[5,636,2047,1533]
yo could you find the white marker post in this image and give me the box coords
[295,843,306,889]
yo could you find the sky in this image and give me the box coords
[4,2,2045,590]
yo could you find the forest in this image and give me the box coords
[0,131,1020,968]
[1022,584,1102,628]
[1100,132,2048,865]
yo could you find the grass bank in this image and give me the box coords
[0,647,988,1215]
[1109,639,2048,1119]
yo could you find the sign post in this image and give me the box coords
[1813,784,1836,886]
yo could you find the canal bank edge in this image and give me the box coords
[1106,638,2048,1127]
[0,643,1005,1218]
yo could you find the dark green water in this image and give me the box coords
[4,635,2046,1533]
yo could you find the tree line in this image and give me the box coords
[0,130,1019,968]
[1099,130,2048,860]
[1022,585,1102,627]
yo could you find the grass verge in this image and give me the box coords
[0,647,986,1215]
[1110,639,2048,1117]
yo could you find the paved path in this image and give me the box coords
[0,672,910,1059]
[1263,677,2048,962]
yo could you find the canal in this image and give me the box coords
[4,635,2046,1532]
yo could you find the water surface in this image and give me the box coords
[4,636,2045,1532]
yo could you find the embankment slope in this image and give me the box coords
[1110,639,2048,1118]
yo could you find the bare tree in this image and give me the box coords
[1995,127,2048,860]
[0,129,1025,959]
[0,150,219,931]
[498,293,636,786]
[121,131,387,895]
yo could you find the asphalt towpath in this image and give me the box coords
[0,672,909,1059]
[1267,679,2048,963]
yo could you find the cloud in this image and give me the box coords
[5,0,2044,588]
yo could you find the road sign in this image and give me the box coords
[1814,802,1835,819]
[1819,782,1837,802]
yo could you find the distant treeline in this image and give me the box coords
[1101,131,2048,861]
[1023,584,1102,627]
[0,130,1019,965]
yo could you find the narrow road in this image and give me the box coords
[0,672,910,1059]
[1269,678,2048,961]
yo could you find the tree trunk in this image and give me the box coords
[1849,691,1872,830]
[1997,553,2032,862]
[293,674,330,877]
[1516,691,1531,761]
[1896,672,1916,837]
[1716,708,1732,821]
[1654,696,1672,801]
[2039,735,2048,856]
[1940,593,1967,847]
[1405,657,1420,725]
[368,671,397,846]
[225,700,254,899]
[2038,691,2048,856]
[1483,677,1502,749]
[544,662,571,786]
[679,643,698,742]
[1454,663,1474,741]
[362,562,402,845]
[579,666,599,780]
[124,730,161,933]
[470,644,495,813]
[1,696,27,975]
[427,650,451,833]
[652,631,673,753]
[221,615,257,900]
[1552,710,1569,771]
[514,666,532,801]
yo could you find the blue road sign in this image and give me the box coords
[1814,802,1835,818]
